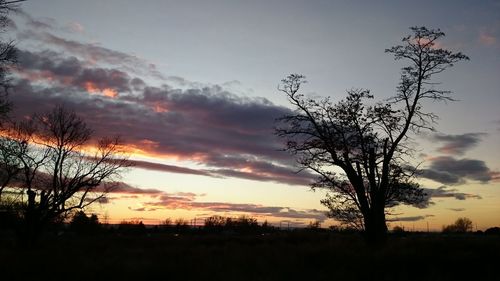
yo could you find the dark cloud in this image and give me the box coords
[15,49,131,94]
[17,29,165,79]
[389,215,434,222]
[448,208,466,212]
[97,182,164,195]
[9,64,310,185]
[420,186,481,207]
[16,10,56,30]
[129,159,214,177]
[411,185,481,209]
[420,169,464,185]
[420,156,495,185]
[205,154,314,186]
[432,133,486,155]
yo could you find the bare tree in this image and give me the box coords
[0,0,28,200]
[276,27,468,244]
[0,0,23,117]
[1,106,129,242]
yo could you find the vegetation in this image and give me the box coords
[69,211,101,234]
[204,215,262,234]
[276,27,468,244]
[0,106,130,244]
[442,217,473,233]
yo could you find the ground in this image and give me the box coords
[0,231,498,281]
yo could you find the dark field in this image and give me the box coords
[1,231,499,281]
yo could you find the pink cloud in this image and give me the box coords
[479,30,497,47]
[65,21,85,34]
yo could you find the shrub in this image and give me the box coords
[485,227,500,235]
[69,211,101,234]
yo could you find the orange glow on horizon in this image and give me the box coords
[240,167,254,173]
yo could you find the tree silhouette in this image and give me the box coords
[69,210,101,234]
[1,105,129,243]
[0,0,22,118]
[442,217,473,233]
[276,27,468,244]
[0,0,25,199]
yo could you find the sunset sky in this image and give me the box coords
[5,0,500,230]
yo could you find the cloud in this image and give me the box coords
[9,69,312,185]
[491,171,500,182]
[144,197,326,221]
[421,186,481,204]
[479,30,497,47]
[8,12,315,186]
[16,9,56,30]
[389,215,434,222]
[113,186,325,221]
[64,21,84,34]
[17,29,166,79]
[128,159,214,177]
[412,185,481,208]
[97,182,164,195]
[420,156,495,185]
[448,208,466,212]
[15,49,131,96]
[431,133,486,155]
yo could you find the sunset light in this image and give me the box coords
[0,1,499,279]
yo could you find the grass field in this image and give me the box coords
[1,231,499,281]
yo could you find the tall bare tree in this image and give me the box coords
[276,27,468,243]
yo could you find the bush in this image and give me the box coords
[485,227,500,235]
[307,220,322,230]
[0,201,23,230]
[69,211,101,234]
[204,215,227,233]
[174,218,190,233]
[392,225,406,234]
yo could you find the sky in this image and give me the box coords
[3,0,500,230]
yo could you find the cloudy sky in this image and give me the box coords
[5,0,500,229]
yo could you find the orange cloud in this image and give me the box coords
[84,81,99,92]
[84,81,118,98]
[153,103,168,113]
[102,88,118,98]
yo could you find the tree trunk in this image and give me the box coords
[18,190,43,248]
[363,207,388,246]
